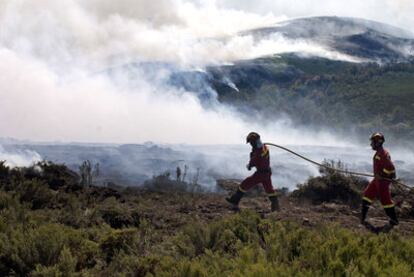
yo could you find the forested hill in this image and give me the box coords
[208,55,414,142]
[108,16,414,143]
[174,16,414,143]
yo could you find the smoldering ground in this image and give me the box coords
[5,142,414,191]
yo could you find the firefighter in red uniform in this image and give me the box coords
[361,132,398,230]
[226,132,279,211]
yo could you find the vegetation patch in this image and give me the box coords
[291,160,368,207]
[1,161,414,276]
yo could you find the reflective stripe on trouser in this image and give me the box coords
[363,196,373,204]
[363,179,393,207]
[238,186,247,193]
[240,172,275,194]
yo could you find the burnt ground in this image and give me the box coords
[122,179,414,237]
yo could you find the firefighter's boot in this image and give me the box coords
[385,206,399,226]
[226,189,244,210]
[269,195,280,212]
[360,199,371,224]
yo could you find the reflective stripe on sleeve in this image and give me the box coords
[383,168,395,174]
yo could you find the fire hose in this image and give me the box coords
[264,142,412,191]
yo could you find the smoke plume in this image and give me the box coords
[0,0,361,146]
[0,145,41,167]
[2,0,413,147]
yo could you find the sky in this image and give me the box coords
[0,0,413,146]
[218,0,414,31]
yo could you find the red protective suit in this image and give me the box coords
[239,145,276,196]
[363,147,396,207]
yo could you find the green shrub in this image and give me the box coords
[97,197,140,229]
[36,161,79,190]
[100,228,148,263]
[18,180,55,209]
[104,254,163,277]
[0,190,17,210]
[292,160,367,207]
[144,172,204,193]
[175,210,263,258]
[0,223,99,276]
[159,213,414,276]
[2,161,414,276]
[0,161,9,180]
[31,246,77,277]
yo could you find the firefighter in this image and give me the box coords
[226,132,279,212]
[361,132,398,231]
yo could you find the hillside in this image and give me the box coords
[242,16,414,62]
[141,16,414,143]
[104,16,414,144]
[209,55,414,142]
[2,161,414,276]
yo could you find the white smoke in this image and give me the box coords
[0,145,42,167]
[0,0,359,146]
[1,0,414,189]
[1,0,412,148]
[0,0,283,69]
[0,0,360,69]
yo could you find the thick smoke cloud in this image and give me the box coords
[1,1,414,187]
[0,0,355,145]
[2,0,412,146]
[0,0,281,69]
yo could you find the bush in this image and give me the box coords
[0,223,100,276]
[0,190,17,210]
[0,161,9,180]
[2,161,414,276]
[291,160,368,207]
[175,210,263,258]
[0,224,67,275]
[100,224,154,263]
[144,172,203,193]
[98,197,140,229]
[159,213,414,276]
[31,246,77,277]
[37,162,79,190]
[18,180,55,209]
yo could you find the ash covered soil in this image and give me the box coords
[126,180,414,236]
[2,160,414,236]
